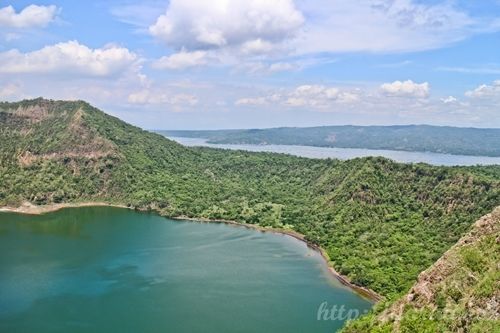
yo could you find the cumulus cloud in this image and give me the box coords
[286,85,360,107]
[465,80,500,98]
[153,50,208,70]
[0,4,58,28]
[149,0,303,53]
[236,85,359,109]
[0,41,138,77]
[380,80,430,98]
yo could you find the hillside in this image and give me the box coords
[342,207,500,332]
[160,125,500,157]
[1,98,499,300]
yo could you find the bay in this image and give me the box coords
[0,207,371,333]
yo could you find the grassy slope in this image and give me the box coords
[342,207,499,333]
[1,99,499,301]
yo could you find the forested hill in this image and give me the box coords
[342,207,500,332]
[160,125,500,157]
[1,98,499,305]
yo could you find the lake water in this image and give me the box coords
[168,137,500,166]
[0,207,371,333]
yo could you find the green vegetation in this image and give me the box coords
[160,124,500,157]
[341,207,499,333]
[1,99,499,303]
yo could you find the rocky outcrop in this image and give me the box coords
[342,207,499,332]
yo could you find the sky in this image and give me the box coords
[0,0,499,129]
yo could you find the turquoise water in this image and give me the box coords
[0,207,371,333]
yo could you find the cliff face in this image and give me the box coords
[1,99,118,166]
[342,207,500,332]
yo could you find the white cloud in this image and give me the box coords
[0,4,58,28]
[236,84,360,109]
[143,0,500,76]
[128,89,198,106]
[380,80,430,98]
[145,0,498,72]
[286,85,360,107]
[153,50,208,70]
[226,78,500,126]
[294,0,484,53]
[441,96,458,104]
[465,80,500,98]
[0,41,139,77]
[240,39,276,55]
[149,0,303,53]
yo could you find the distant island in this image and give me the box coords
[159,125,500,157]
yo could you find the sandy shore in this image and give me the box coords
[0,202,383,302]
[0,202,129,215]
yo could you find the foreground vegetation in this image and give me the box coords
[1,99,499,304]
[342,207,499,332]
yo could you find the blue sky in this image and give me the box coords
[0,0,499,129]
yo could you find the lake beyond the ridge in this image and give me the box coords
[168,137,500,166]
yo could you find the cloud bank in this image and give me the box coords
[380,80,430,98]
[149,0,303,52]
[0,41,138,77]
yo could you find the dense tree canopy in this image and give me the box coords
[1,99,499,300]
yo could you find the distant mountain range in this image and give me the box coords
[160,125,500,157]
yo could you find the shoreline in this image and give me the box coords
[0,202,383,302]
[0,202,129,215]
[172,215,383,302]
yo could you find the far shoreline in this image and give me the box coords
[0,201,383,302]
[167,136,500,166]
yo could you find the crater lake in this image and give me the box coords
[0,206,372,333]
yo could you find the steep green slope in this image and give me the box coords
[160,124,500,157]
[342,207,499,333]
[1,99,499,300]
